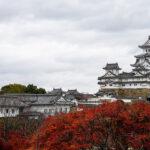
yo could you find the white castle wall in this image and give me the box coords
[100,82,150,89]
[29,105,71,116]
[0,107,19,117]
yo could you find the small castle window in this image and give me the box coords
[60,108,63,112]
[6,109,9,114]
[55,108,58,113]
[12,109,15,114]
[49,109,51,113]
[63,108,68,113]
[44,109,48,113]
[0,109,3,113]
[51,109,55,114]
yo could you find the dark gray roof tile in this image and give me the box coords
[139,36,150,49]
[103,63,121,70]
[118,72,135,78]
[0,97,27,107]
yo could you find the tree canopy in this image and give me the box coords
[0,101,150,150]
[0,83,46,94]
[1,84,26,94]
[25,84,46,94]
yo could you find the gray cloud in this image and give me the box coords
[0,0,149,93]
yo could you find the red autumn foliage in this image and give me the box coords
[7,131,29,150]
[0,101,150,150]
[27,101,150,150]
[0,129,27,150]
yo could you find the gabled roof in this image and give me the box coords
[118,72,135,78]
[132,65,148,72]
[103,63,121,70]
[139,36,150,49]
[131,57,150,68]
[28,95,75,106]
[0,96,27,107]
[49,88,63,96]
[56,97,75,105]
[66,89,79,95]
[98,70,118,80]
[64,94,76,101]
[0,94,76,107]
[135,53,150,58]
[31,96,59,105]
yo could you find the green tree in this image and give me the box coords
[1,83,46,94]
[36,88,46,94]
[1,84,26,94]
[25,84,38,94]
[25,84,46,94]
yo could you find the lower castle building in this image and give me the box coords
[0,93,77,118]
[98,36,150,89]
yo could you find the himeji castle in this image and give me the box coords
[98,36,150,89]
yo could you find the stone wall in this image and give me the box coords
[101,88,150,99]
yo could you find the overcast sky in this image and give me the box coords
[0,0,150,93]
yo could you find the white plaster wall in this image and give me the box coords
[112,70,119,75]
[30,105,71,116]
[100,75,150,90]
[101,83,150,89]
[105,70,119,76]
[0,107,19,117]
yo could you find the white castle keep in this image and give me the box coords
[98,36,150,89]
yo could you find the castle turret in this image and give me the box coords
[139,36,150,53]
[131,36,150,73]
[98,63,121,89]
[103,63,121,75]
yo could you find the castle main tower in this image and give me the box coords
[98,36,150,90]
[131,36,150,74]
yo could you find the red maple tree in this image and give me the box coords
[0,101,150,150]
[27,101,150,150]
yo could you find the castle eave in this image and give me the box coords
[98,76,118,80]
[114,81,150,84]
[139,45,150,49]
[135,53,150,58]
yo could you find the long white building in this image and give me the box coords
[98,36,150,89]
[0,94,77,118]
